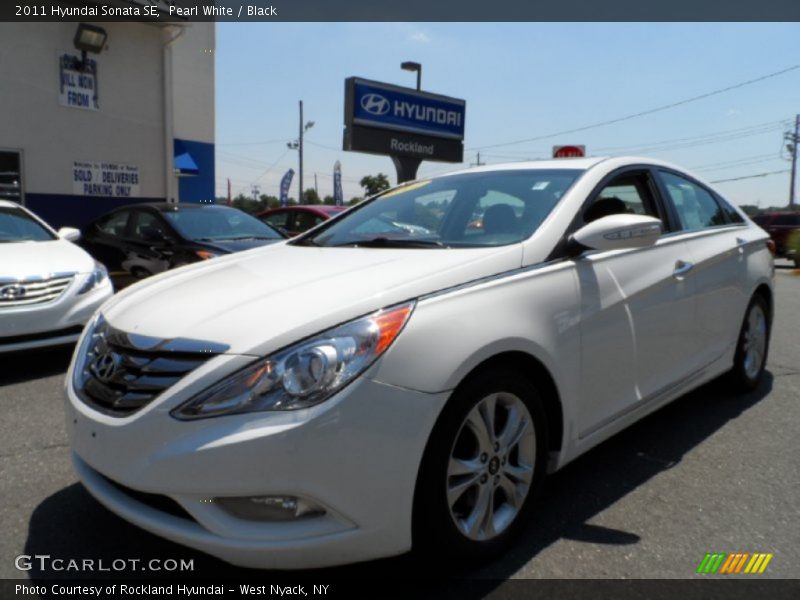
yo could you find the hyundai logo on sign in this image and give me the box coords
[360,93,391,116]
[350,78,466,140]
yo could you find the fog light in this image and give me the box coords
[216,495,326,521]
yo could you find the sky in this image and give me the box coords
[215,22,800,207]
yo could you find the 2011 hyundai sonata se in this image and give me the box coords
[65,156,773,569]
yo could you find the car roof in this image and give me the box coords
[431,155,703,178]
[261,205,346,215]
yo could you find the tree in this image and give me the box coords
[359,173,390,197]
[348,196,364,206]
[303,188,321,204]
[322,195,336,205]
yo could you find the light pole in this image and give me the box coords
[401,61,422,90]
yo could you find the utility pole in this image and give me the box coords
[298,100,304,203]
[788,114,799,209]
[288,101,315,204]
[314,173,318,196]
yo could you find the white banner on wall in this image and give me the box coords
[73,161,140,198]
[59,52,99,111]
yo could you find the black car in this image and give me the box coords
[80,203,286,286]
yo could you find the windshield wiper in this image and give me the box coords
[334,237,448,248]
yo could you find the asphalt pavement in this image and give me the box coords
[1,263,798,586]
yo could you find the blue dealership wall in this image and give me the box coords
[175,138,215,204]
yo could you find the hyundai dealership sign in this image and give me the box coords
[344,77,465,163]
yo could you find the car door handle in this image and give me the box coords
[673,260,694,280]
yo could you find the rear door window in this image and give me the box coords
[774,214,800,226]
[97,210,131,237]
[659,171,727,231]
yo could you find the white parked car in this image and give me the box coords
[0,200,113,353]
[65,157,773,569]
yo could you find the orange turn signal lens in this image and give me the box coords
[373,304,414,356]
[196,250,218,260]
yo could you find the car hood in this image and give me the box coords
[103,242,522,356]
[0,239,94,280]
[200,238,284,254]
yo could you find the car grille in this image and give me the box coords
[74,317,229,417]
[0,274,74,308]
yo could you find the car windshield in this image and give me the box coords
[298,169,583,248]
[0,206,55,242]
[163,206,284,241]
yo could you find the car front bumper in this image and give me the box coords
[66,372,449,569]
[0,276,112,353]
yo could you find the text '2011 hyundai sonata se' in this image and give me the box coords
[65,157,773,569]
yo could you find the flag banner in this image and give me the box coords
[333,161,344,206]
[279,168,295,207]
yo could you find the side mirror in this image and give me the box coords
[571,214,662,253]
[57,227,81,242]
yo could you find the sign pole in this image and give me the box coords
[392,156,422,184]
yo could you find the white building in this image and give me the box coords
[0,19,215,228]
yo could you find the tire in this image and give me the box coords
[727,294,771,391]
[413,369,549,564]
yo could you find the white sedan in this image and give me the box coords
[0,200,113,353]
[65,157,773,569]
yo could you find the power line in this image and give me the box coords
[468,65,800,151]
[471,120,788,159]
[710,169,791,183]
[217,138,290,147]
[252,149,292,184]
[688,152,780,170]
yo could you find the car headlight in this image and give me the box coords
[171,301,415,420]
[77,261,109,295]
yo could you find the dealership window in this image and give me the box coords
[0,151,22,204]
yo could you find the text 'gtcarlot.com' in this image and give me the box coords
[14,554,194,572]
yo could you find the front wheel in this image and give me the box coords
[727,294,771,391]
[413,370,549,563]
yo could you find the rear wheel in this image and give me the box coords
[727,294,770,391]
[413,369,548,562]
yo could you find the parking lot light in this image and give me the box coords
[401,61,422,90]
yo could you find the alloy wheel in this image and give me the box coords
[742,303,768,381]
[446,392,536,541]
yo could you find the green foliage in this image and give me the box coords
[322,195,336,205]
[348,196,364,206]
[226,194,283,214]
[303,188,321,205]
[359,173,390,197]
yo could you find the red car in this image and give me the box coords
[257,205,347,237]
[752,211,800,266]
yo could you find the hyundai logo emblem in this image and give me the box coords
[360,93,391,116]
[91,352,121,383]
[0,284,26,300]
